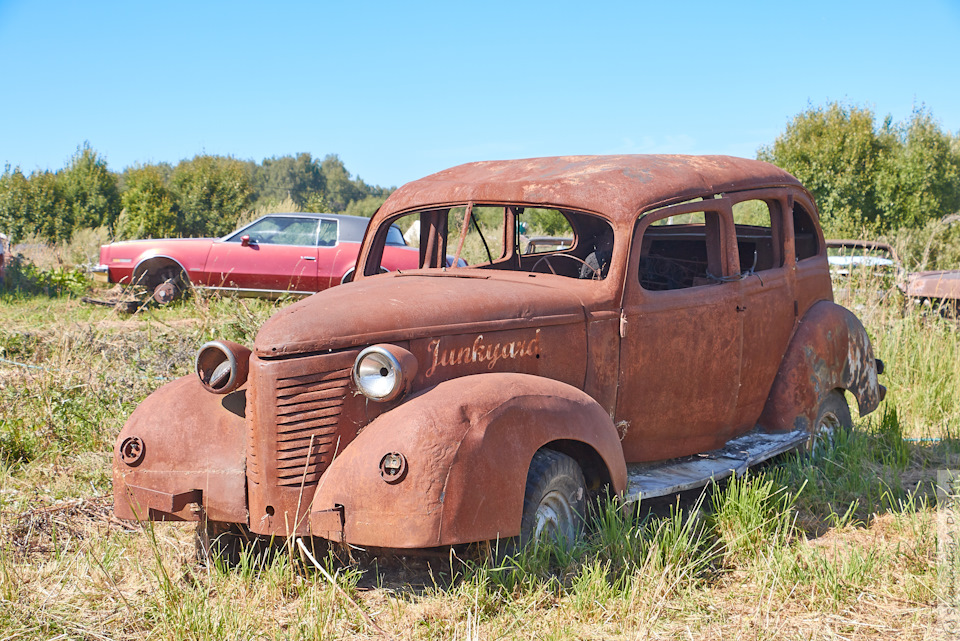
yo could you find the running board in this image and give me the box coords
[624,429,809,502]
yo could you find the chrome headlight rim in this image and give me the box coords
[353,345,406,402]
[196,340,239,394]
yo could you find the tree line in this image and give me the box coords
[0,146,392,243]
[1,103,958,247]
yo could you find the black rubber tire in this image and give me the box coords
[196,520,263,568]
[809,390,853,453]
[518,449,587,548]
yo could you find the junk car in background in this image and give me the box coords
[93,213,420,302]
[828,238,960,314]
[114,155,886,558]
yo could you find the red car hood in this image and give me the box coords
[102,237,215,257]
[254,271,587,357]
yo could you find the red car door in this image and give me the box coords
[202,216,320,293]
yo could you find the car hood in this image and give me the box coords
[254,271,588,357]
[101,237,215,256]
[904,269,960,300]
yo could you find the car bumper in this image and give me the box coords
[90,265,110,283]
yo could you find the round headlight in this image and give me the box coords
[353,345,417,402]
[196,340,251,394]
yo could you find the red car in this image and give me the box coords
[93,213,419,301]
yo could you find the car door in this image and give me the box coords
[204,216,320,293]
[314,218,364,290]
[616,200,743,463]
[729,192,798,428]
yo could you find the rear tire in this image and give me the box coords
[519,449,587,548]
[809,390,853,453]
[145,265,188,304]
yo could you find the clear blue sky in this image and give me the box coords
[1,0,958,189]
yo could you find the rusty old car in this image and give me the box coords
[113,155,886,559]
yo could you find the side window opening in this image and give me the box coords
[518,209,612,280]
[229,217,320,246]
[639,211,725,291]
[793,203,819,261]
[317,219,338,247]
[731,199,783,273]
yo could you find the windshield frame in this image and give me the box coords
[358,202,617,282]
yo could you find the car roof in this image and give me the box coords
[377,155,803,223]
[826,239,900,262]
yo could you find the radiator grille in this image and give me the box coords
[273,368,350,487]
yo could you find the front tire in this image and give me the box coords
[196,520,263,567]
[519,449,587,548]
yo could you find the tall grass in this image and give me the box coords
[0,254,953,638]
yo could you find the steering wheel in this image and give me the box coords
[531,253,599,279]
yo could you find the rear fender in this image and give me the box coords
[310,372,626,548]
[113,376,247,523]
[758,301,883,433]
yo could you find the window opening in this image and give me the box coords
[229,216,321,246]
[793,203,819,260]
[638,211,724,291]
[731,199,782,272]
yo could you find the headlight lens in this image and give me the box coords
[353,345,416,402]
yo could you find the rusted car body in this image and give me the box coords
[114,155,885,552]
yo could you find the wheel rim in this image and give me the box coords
[153,281,177,304]
[811,410,841,451]
[533,490,577,544]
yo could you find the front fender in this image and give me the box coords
[113,376,248,523]
[310,373,626,548]
[758,301,883,433]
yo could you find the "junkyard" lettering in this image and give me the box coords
[424,330,541,378]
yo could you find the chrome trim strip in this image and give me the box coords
[194,285,314,297]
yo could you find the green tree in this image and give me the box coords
[759,103,890,234]
[343,195,387,218]
[253,153,326,209]
[116,165,178,239]
[320,154,365,212]
[875,108,960,229]
[30,171,64,241]
[58,142,121,235]
[0,166,34,241]
[170,155,252,237]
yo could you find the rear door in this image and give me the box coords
[730,192,797,427]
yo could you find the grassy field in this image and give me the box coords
[0,271,958,639]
